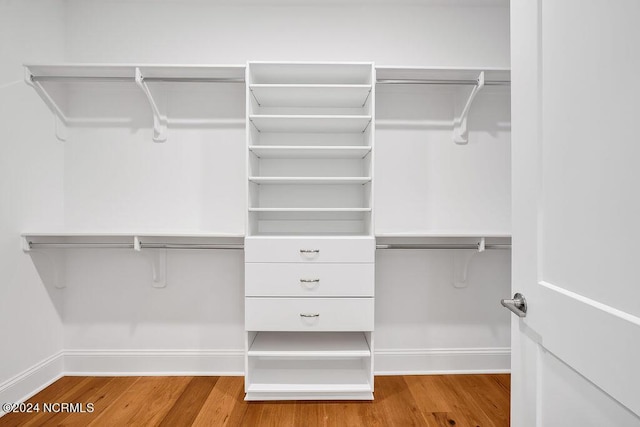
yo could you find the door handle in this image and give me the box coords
[501,293,527,318]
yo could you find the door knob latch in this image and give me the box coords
[501,293,527,318]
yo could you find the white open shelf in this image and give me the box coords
[249,176,371,185]
[376,66,510,84]
[250,84,371,108]
[21,232,245,254]
[26,63,246,81]
[375,231,512,239]
[248,332,371,357]
[21,231,244,238]
[247,359,372,394]
[249,62,373,85]
[249,208,371,212]
[249,145,371,159]
[249,115,371,133]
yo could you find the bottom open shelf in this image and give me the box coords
[245,331,374,401]
[246,358,373,400]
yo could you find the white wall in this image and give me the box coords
[0,0,66,404]
[64,1,509,67]
[12,0,511,376]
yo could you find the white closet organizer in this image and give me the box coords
[245,62,376,401]
[23,61,511,401]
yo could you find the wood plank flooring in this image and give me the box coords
[0,375,510,426]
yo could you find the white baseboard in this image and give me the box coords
[0,351,64,416]
[0,346,509,416]
[374,347,511,375]
[64,349,245,376]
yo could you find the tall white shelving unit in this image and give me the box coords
[244,62,376,400]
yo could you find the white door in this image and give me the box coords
[510,1,640,426]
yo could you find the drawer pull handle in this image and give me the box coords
[299,249,320,254]
[300,279,320,283]
[300,313,320,318]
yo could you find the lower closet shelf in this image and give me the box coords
[245,331,374,400]
[246,358,373,397]
[248,332,371,357]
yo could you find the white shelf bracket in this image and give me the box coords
[452,238,487,288]
[138,244,167,288]
[25,248,66,289]
[453,71,485,145]
[478,237,486,253]
[150,249,167,288]
[135,67,167,142]
[133,236,141,251]
[25,67,68,142]
[22,236,32,252]
[452,250,477,289]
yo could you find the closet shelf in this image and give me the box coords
[249,145,371,159]
[249,208,371,212]
[24,63,246,142]
[248,332,371,357]
[250,84,371,108]
[249,115,371,133]
[248,177,371,185]
[21,232,244,252]
[249,62,374,85]
[376,66,510,85]
[21,231,244,238]
[375,231,512,238]
[247,359,372,394]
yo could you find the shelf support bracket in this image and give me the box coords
[135,67,167,142]
[452,250,476,288]
[23,244,66,289]
[453,71,485,145]
[451,238,487,288]
[137,242,167,288]
[25,67,68,142]
[478,237,486,252]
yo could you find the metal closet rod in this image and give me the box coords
[376,79,510,86]
[27,242,245,250]
[376,243,511,250]
[30,76,246,83]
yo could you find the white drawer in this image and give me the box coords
[245,298,374,331]
[245,263,374,297]
[245,237,375,263]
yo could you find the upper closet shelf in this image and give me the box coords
[249,62,373,84]
[249,146,371,159]
[375,66,510,86]
[249,115,371,133]
[250,85,372,108]
[24,63,246,142]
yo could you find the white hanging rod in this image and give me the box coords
[29,76,245,83]
[376,243,510,250]
[376,79,509,86]
[26,242,244,250]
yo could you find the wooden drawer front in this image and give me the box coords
[245,263,374,297]
[245,237,375,263]
[245,298,374,331]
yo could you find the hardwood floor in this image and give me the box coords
[0,375,510,426]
